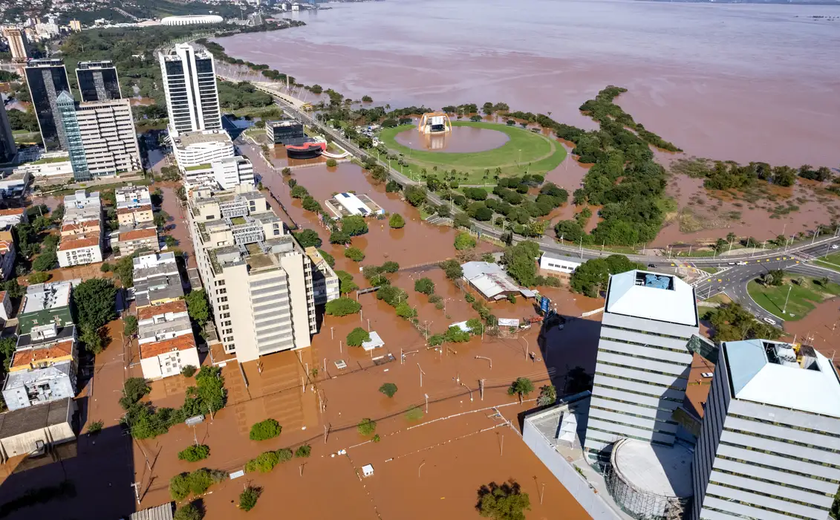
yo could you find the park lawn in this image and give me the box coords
[747,276,840,321]
[815,251,840,272]
[379,121,567,184]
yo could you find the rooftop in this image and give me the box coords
[117,227,158,242]
[58,233,100,251]
[140,334,196,360]
[17,324,76,349]
[138,300,188,321]
[724,339,840,418]
[11,340,74,369]
[138,315,192,342]
[22,281,72,314]
[461,261,522,300]
[0,397,73,440]
[173,130,231,148]
[3,361,73,390]
[611,439,694,498]
[135,274,184,308]
[605,270,698,327]
[117,204,152,215]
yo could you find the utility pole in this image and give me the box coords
[424,393,429,413]
[330,326,334,340]
[480,379,485,401]
[783,284,793,314]
[540,483,546,505]
[500,433,504,456]
[418,460,426,478]
[340,340,343,353]
[418,363,425,387]
[131,482,141,506]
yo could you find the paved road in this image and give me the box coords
[693,240,840,325]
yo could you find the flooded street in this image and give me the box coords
[215,0,840,166]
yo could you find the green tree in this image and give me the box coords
[32,250,57,271]
[169,473,192,501]
[537,385,557,406]
[174,502,203,520]
[294,229,322,248]
[476,480,531,520]
[113,255,135,286]
[302,196,322,213]
[342,215,369,236]
[344,247,365,262]
[249,419,282,441]
[466,318,484,335]
[73,278,117,331]
[379,383,398,398]
[507,377,534,403]
[185,290,211,327]
[439,259,464,280]
[454,231,477,251]
[295,444,312,458]
[414,277,435,295]
[389,213,406,229]
[245,451,280,473]
[554,220,586,242]
[357,418,377,436]
[80,325,104,354]
[765,269,785,287]
[28,272,50,284]
[570,255,643,298]
[239,486,262,512]
[182,365,197,377]
[326,158,338,167]
[178,444,210,462]
[325,297,362,316]
[708,303,781,342]
[329,230,352,245]
[318,248,335,267]
[395,301,416,319]
[347,327,370,347]
[291,185,309,199]
[124,315,138,336]
[502,241,540,287]
[404,185,427,207]
[336,270,358,294]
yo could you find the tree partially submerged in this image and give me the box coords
[476,480,531,520]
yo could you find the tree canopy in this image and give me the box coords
[73,278,117,332]
[476,480,531,520]
[347,327,370,347]
[325,297,362,317]
[185,290,211,327]
[570,254,644,298]
[502,241,540,287]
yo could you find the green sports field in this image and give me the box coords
[379,121,567,184]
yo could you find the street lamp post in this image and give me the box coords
[782,284,793,315]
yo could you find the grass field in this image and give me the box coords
[379,121,566,184]
[747,275,840,321]
[815,251,840,272]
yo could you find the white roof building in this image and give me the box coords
[605,270,698,327]
[326,192,384,218]
[539,251,582,275]
[361,331,384,352]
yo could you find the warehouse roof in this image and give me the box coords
[0,398,73,439]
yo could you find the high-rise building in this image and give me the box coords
[159,43,222,136]
[75,61,122,102]
[691,339,840,520]
[1,27,29,62]
[212,156,255,190]
[75,99,141,177]
[56,91,89,181]
[583,270,698,462]
[25,59,72,152]
[0,101,17,163]
[69,20,81,32]
[187,186,318,362]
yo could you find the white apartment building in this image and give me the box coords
[691,339,840,520]
[212,156,255,190]
[159,43,222,136]
[58,190,103,267]
[171,130,234,170]
[137,300,199,380]
[305,247,339,305]
[583,270,698,462]
[188,186,318,362]
[133,252,184,308]
[1,27,28,61]
[74,98,141,177]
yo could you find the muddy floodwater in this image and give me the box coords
[215,0,840,167]
[394,126,510,153]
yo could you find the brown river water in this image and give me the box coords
[215,0,840,167]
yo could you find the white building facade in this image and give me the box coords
[583,270,698,462]
[691,339,840,520]
[172,130,234,170]
[159,43,222,136]
[212,156,255,190]
[75,98,141,177]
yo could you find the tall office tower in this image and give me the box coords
[158,43,222,136]
[187,186,320,362]
[583,270,698,463]
[76,61,122,102]
[75,99,141,177]
[25,59,71,152]
[1,27,29,62]
[55,92,89,181]
[0,101,17,163]
[691,339,840,520]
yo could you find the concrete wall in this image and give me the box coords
[522,420,622,520]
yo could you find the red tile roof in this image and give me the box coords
[0,208,25,216]
[137,300,187,321]
[118,228,158,242]
[139,334,196,359]
[58,234,100,251]
[11,340,75,368]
